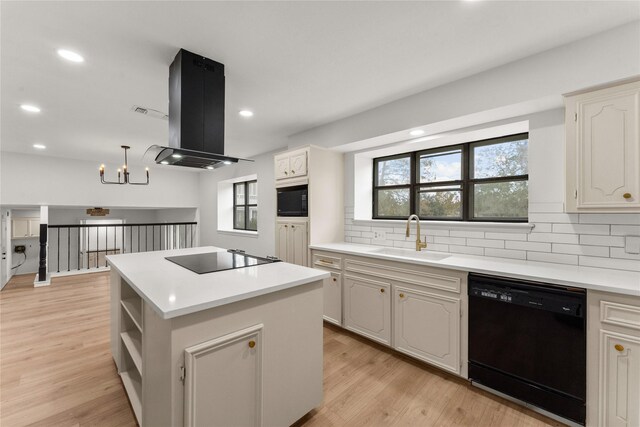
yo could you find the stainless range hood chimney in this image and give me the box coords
[152,49,248,169]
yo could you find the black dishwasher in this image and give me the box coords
[468,273,586,425]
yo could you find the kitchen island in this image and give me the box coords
[107,246,329,427]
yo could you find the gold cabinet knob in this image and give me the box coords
[291,170,296,174]
[248,340,256,349]
[399,293,405,298]
[380,288,385,293]
[623,193,632,199]
[291,225,295,229]
[615,344,624,352]
[284,170,288,175]
[284,225,288,228]
[332,277,337,282]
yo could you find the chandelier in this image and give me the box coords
[99,145,149,185]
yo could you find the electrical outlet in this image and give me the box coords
[372,231,387,242]
[625,236,640,255]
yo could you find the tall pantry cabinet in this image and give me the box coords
[274,146,343,267]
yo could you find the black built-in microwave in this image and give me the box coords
[277,185,308,217]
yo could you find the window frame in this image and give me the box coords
[372,133,528,222]
[233,180,258,231]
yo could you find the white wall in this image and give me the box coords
[342,109,640,272]
[198,150,278,258]
[0,152,200,208]
[289,21,640,150]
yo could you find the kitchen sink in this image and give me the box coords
[370,247,451,261]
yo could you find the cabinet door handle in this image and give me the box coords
[284,225,288,228]
[380,288,385,293]
[284,171,288,175]
[291,170,296,174]
[291,225,295,229]
[615,344,624,352]
[399,293,405,298]
[623,193,632,199]
[248,340,256,349]
[332,277,337,282]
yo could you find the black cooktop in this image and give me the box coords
[165,250,280,274]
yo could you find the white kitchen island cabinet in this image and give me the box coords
[107,246,328,427]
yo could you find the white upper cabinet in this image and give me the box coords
[565,79,640,212]
[12,217,40,239]
[274,148,308,181]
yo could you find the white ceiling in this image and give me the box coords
[1,1,639,165]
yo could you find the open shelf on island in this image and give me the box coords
[120,369,142,424]
[121,298,142,332]
[121,330,142,375]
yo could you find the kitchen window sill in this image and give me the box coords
[353,218,535,233]
[217,229,259,238]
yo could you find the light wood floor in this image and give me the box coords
[1,273,562,427]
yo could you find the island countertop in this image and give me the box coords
[107,246,329,319]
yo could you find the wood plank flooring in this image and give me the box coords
[1,273,562,427]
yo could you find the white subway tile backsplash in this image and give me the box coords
[531,223,553,233]
[434,236,466,246]
[343,207,639,272]
[579,256,640,272]
[450,230,485,238]
[527,252,578,265]
[485,232,527,241]
[579,214,640,225]
[529,213,579,224]
[484,248,527,260]
[552,244,609,257]
[610,247,640,260]
[611,225,640,236]
[579,235,625,247]
[505,241,551,252]
[528,233,579,244]
[552,224,610,235]
[449,245,485,256]
[466,238,505,248]
[351,237,372,245]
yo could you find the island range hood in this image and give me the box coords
[150,49,249,169]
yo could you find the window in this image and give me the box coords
[233,181,258,231]
[373,133,528,221]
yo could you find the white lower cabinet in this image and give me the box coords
[587,291,640,427]
[599,331,640,427]
[183,325,263,427]
[394,285,460,374]
[321,270,342,326]
[343,275,391,345]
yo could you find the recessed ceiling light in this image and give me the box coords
[171,154,182,159]
[206,165,214,170]
[223,160,232,165]
[239,110,254,118]
[409,129,425,137]
[33,144,46,150]
[57,49,84,63]
[20,104,41,113]
[160,161,169,165]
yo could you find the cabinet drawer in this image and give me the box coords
[601,300,640,331]
[344,258,461,294]
[312,253,342,271]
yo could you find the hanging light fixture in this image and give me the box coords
[99,145,149,185]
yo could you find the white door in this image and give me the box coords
[576,85,640,208]
[289,151,308,178]
[1,212,7,287]
[288,222,308,266]
[274,155,291,180]
[393,286,460,374]
[12,219,29,238]
[320,270,342,326]
[275,221,289,263]
[28,218,40,237]
[184,325,263,427]
[600,331,640,427]
[344,275,391,345]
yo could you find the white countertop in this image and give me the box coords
[107,246,329,319]
[310,242,640,297]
